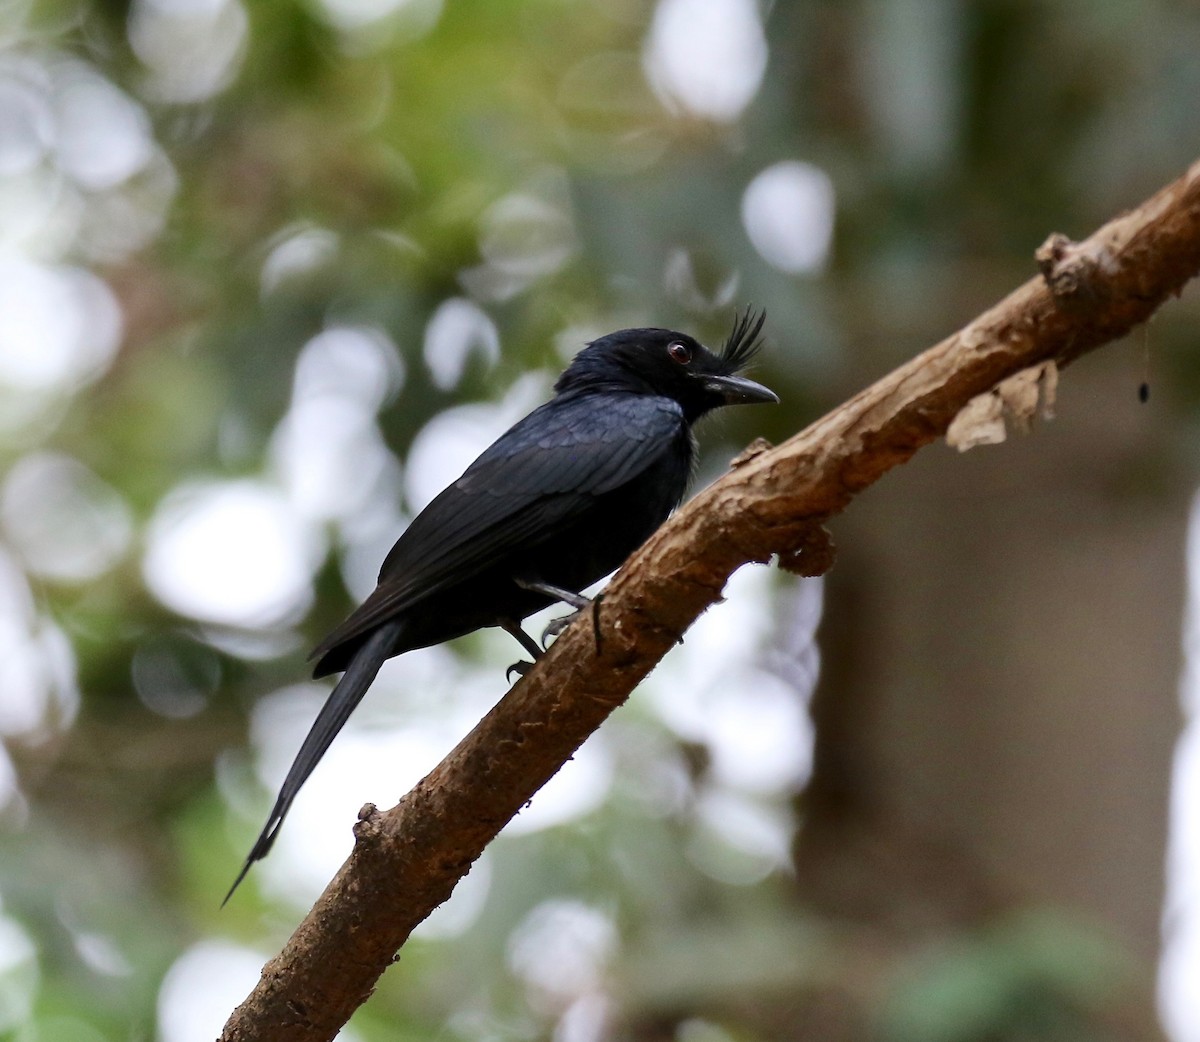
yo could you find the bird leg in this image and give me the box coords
[501,618,542,681]
[514,578,603,652]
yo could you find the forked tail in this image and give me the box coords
[223,620,402,904]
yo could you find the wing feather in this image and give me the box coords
[310,393,683,662]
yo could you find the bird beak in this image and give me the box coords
[701,373,779,406]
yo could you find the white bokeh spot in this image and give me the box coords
[260,225,339,296]
[143,480,322,629]
[1158,489,1200,1042]
[51,67,153,191]
[643,0,767,122]
[0,259,121,393]
[0,914,38,1034]
[128,0,249,103]
[741,160,836,275]
[507,900,617,1005]
[292,325,404,413]
[157,941,272,1042]
[423,298,500,392]
[1,452,132,581]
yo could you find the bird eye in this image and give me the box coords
[668,341,692,365]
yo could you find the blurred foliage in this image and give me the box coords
[0,0,1198,1039]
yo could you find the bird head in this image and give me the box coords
[557,310,778,422]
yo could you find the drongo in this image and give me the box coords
[226,310,777,900]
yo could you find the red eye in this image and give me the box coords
[668,341,691,365]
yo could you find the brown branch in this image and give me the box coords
[221,158,1200,1042]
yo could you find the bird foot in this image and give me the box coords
[513,578,604,653]
[540,592,604,651]
[506,660,534,682]
[541,611,577,648]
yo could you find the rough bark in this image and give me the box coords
[221,159,1200,1042]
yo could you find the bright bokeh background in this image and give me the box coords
[0,1,1198,1040]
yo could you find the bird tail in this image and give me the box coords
[223,620,402,905]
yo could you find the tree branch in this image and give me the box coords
[221,158,1200,1042]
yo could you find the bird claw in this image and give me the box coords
[506,660,533,682]
[540,593,605,651]
[540,612,577,648]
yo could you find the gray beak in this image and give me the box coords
[701,373,779,406]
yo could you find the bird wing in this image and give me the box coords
[310,393,685,662]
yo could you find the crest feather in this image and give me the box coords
[720,308,766,371]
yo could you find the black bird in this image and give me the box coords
[225,310,777,901]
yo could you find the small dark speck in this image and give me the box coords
[1138,382,1150,403]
